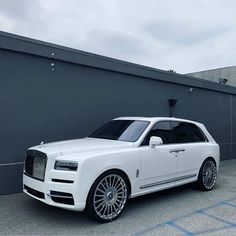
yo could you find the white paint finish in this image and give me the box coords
[23,117,220,212]
[176,142,219,178]
[30,137,133,156]
[139,145,177,187]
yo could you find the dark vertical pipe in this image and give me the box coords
[168,99,178,117]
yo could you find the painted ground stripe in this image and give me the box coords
[197,209,236,227]
[220,201,236,208]
[194,225,235,235]
[133,223,164,236]
[166,221,195,236]
[133,196,236,236]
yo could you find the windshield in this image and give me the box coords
[89,120,150,142]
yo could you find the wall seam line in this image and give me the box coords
[0,162,24,167]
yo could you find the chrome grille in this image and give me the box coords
[24,150,47,181]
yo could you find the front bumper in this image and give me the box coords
[23,172,86,211]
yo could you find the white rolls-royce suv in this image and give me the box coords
[23,117,220,222]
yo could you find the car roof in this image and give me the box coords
[114,116,203,125]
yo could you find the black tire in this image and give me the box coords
[86,170,129,223]
[197,158,217,191]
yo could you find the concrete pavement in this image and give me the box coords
[0,159,236,235]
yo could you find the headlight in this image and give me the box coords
[54,161,78,171]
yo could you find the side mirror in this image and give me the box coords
[149,136,163,148]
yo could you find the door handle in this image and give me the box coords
[169,148,185,153]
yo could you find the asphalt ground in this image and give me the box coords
[0,159,236,235]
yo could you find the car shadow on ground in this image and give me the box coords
[23,182,199,225]
[3,182,226,235]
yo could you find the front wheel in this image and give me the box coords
[87,171,128,223]
[197,159,217,191]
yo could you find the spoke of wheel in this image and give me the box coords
[116,185,125,193]
[109,205,113,216]
[95,201,105,209]
[95,193,104,197]
[112,175,116,187]
[109,175,112,188]
[114,178,121,189]
[117,191,124,197]
[97,187,105,194]
[117,190,125,196]
[100,182,107,191]
[101,204,106,216]
[116,198,124,204]
[116,196,125,201]
[114,202,120,211]
[117,191,124,195]
[95,198,104,204]
[111,205,115,218]
[112,179,118,189]
[104,205,108,217]
[105,178,109,189]
[98,203,106,215]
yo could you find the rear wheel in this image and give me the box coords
[87,171,128,222]
[197,159,217,191]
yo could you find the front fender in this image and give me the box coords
[76,150,140,205]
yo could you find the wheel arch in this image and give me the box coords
[197,156,218,191]
[105,168,132,196]
[85,168,131,222]
[204,156,216,164]
[198,156,217,178]
[86,168,132,202]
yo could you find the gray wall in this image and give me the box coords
[187,66,236,87]
[1,31,236,195]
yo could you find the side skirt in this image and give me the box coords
[140,174,197,190]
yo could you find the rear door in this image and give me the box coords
[170,121,208,180]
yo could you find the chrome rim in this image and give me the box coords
[202,160,217,189]
[93,174,127,220]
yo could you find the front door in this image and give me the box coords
[139,121,178,189]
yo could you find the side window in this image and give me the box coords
[188,124,207,142]
[171,122,207,144]
[142,121,172,145]
[171,122,192,144]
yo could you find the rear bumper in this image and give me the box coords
[23,173,86,211]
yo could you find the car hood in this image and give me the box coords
[29,137,134,157]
